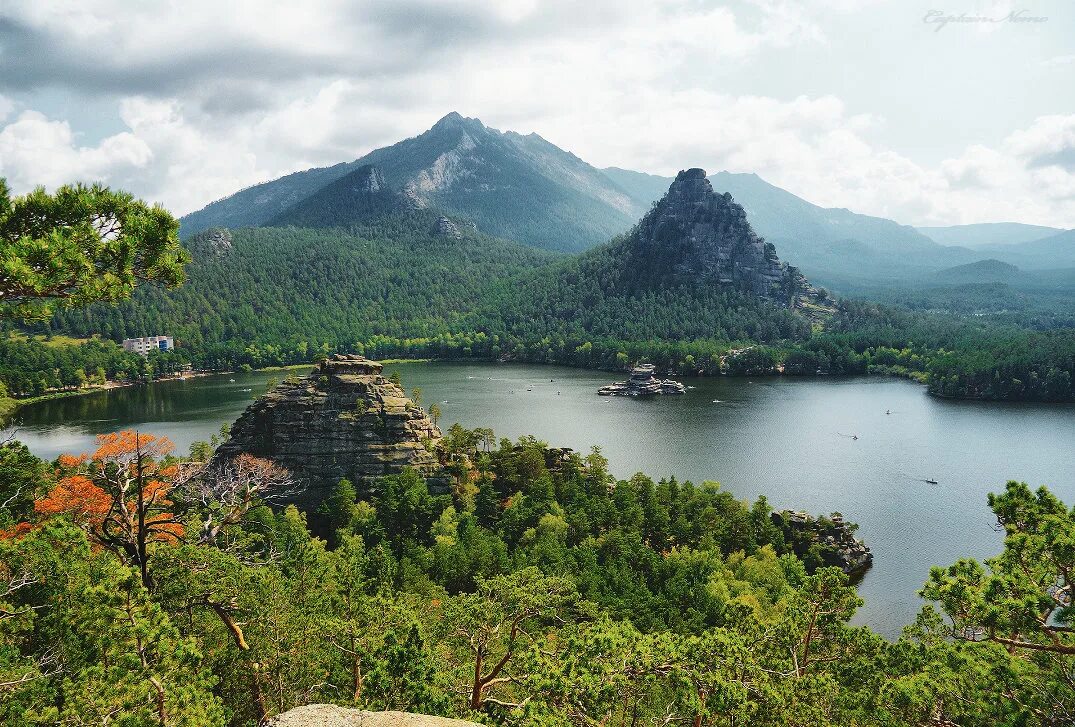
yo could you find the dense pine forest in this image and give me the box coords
[1,425,1073,726]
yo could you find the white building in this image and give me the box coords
[122,336,174,356]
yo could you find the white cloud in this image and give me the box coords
[0,110,151,192]
[0,0,1070,227]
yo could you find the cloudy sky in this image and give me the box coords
[0,0,1072,227]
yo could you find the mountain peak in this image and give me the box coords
[674,167,708,182]
[626,167,818,307]
[430,111,484,133]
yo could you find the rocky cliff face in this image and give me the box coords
[630,168,814,306]
[214,355,442,508]
[185,227,233,257]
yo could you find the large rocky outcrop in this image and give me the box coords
[773,510,873,574]
[267,705,480,727]
[629,168,815,306]
[214,355,442,508]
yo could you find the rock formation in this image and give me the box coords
[630,168,816,307]
[353,165,387,194]
[598,364,686,396]
[214,355,442,508]
[434,215,463,238]
[774,510,873,574]
[186,227,233,257]
[267,705,480,727]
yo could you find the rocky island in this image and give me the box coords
[598,363,686,396]
[213,355,442,508]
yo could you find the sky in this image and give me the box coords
[0,0,1072,228]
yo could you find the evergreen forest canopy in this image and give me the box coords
[0,425,1072,726]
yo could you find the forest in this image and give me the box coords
[0,426,1072,726]
[18,219,1072,405]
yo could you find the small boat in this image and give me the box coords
[852,435,858,440]
[925,478,939,485]
[886,409,891,415]
[526,387,533,392]
[229,378,235,382]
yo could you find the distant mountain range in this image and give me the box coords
[179,111,1073,290]
[915,222,1065,249]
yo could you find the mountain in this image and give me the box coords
[52,206,555,358]
[269,164,407,228]
[601,167,673,207]
[476,168,829,349]
[177,112,1066,290]
[975,228,1075,270]
[609,168,814,304]
[933,259,1023,284]
[917,222,1065,248]
[181,112,653,252]
[605,168,977,284]
[178,161,363,235]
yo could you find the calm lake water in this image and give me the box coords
[6,362,1074,637]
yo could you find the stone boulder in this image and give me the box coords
[267,705,480,727]
[214,355,442,508]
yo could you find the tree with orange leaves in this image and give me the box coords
[36,430,185,590]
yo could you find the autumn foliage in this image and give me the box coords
[33,430,185,587]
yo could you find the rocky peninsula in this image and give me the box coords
[773,510,873,574]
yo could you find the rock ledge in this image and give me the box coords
[267,705,480,727]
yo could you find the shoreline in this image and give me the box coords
[4,369,228,414]
[5,356,1069,416]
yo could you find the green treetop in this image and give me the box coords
[0,179,188,320]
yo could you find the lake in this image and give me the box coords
[6,362,1074,637]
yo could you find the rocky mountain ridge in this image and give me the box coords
[622,168,818,307]
[181,112,651,251]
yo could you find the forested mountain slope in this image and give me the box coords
[51,218,554,366]
[473,168,828,354]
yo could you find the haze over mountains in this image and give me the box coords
[55,159,820,366]
[916,222,1065,249]
[180,112,1074,290]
